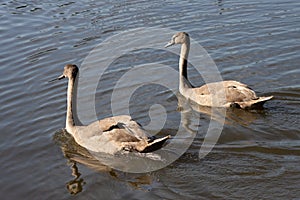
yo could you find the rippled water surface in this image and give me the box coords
[1,0,300,199]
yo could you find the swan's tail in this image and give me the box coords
[235,96,273,109]
[140,135,171,153]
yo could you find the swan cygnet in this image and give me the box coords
[165,32,273,109]
[50,64,170,154]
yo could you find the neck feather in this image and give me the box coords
[179,41,192,90]
[66,75,76,132]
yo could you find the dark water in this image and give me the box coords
[1,0,300,199]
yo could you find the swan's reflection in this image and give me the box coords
[66,162,85,195]
[53,129,154,195]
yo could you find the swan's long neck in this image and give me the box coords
[179,39,192,92]
[66,74,76,133]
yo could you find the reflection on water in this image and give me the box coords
[53,129,155,195]
[1,0,300,199]
[53,129,113,174]
[53,129,111,195]
[66,162,85,195]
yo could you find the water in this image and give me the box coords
[1,0,300,199]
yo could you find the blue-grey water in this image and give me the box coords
[1,0,300,199]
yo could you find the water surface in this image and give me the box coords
[1,0,300,199]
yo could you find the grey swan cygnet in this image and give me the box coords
[165,32,273,109]
[50,64,170,154]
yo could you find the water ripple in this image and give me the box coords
[0,0,300,199]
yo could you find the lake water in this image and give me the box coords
[1,0,300,199]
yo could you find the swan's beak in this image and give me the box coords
[49,74,65,82]
[165,41,175,48]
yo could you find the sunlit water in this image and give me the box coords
[1,0,300,199]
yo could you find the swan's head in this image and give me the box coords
[165,32,190,48]
[62,64,79,79]
[49,64,78,82]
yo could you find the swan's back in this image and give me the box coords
[192,80,255,99]
[97,115,147,140]
[73,115,169,154]
[190,80,272,108]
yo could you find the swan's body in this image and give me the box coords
[51,64,170,154]
[165,32,273,109]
